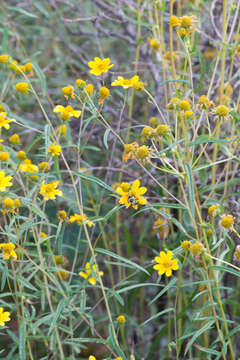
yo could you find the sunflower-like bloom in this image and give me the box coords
[111,75,145,90]
[153,251,179,277]
[0,242,17,260]
[48,143,62,156]
[53,105,81,121]
[69,213,94,227]
[0,307,10,326]
[79,262,104,285]
[62,85,75,100]
[88,57,114,76]
[0,171,12,191]
[40,181,63,200]
[116,179,147,210]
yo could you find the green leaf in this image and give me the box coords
[73,171,115,193]
[95,248,150,275]
[210,265,240,278]
[1,26,8,53]
[48,298,67,335]
[19,321,26,360]
[7,6,39,18]
[103,205,123,220]
[189,135,232,146]
[103,128,111,149]
[184,163,195,218]
[107,324,127,360]
[116,282,163,294]
[141,308,174,326]
[33,1,50,17]
[184,320,215,355]
[32,61,47,95]
[150,278,177,304]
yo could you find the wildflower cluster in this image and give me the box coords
[170,15,198,37]
[79,262,104,285]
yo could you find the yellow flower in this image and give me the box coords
[57,124,67,136]
[62,85,75,100]
[19,159,39,173]
[0,242,17,260]
[88,57,114,76]
[153,251,179,277]
[0,171,12,191]
[122,142,138,162]
[84,83,94,96]
[216,105,229,117]
[79,262,104,285]
[98,86,110,104]
[153,217,169,240]
[117,315,126,324]
[9,134,20,145]
[0,54,10,64]
[54,255,70,281]
[39,162,50,173]
[69,213,94,227]
[148,38,160,52]
[116,179,147,210]
[180,16,192,28]
[17,151,26,160]
[9,60,18,72]
[181,240,191,251]
[40,181,63,201]
[156,124,170,137]
[198,95,214,109]
[169,16,180,27]
[0,307,10,326]
[166,97,180,110]
[76,79,86,88]
[0,152,9,161]
[4,198,15,209]
[208,204,219,217]
[15,82,29,94]
[141,126,154,139]
[89,356,96,360]
[180,100,191,111]
[25,62,34,77]
[48,143,62,156]
[219,215,234,230]
[0,112,15,130]
[53,105,81,121]
[191,242,204,257]
[149,117,159,127]
[111,75,144,90]
[233,245,240,264]
[40,232,48,239]
[185,110,195,120]
[136,145,149,160]
[57,210,68,221]
[14,199,21,208]
[55,270,70,281]
[16,65,26,75]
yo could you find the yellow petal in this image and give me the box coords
[132,179,140,191]
[165,269,172,277]
[53,105,64,113]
